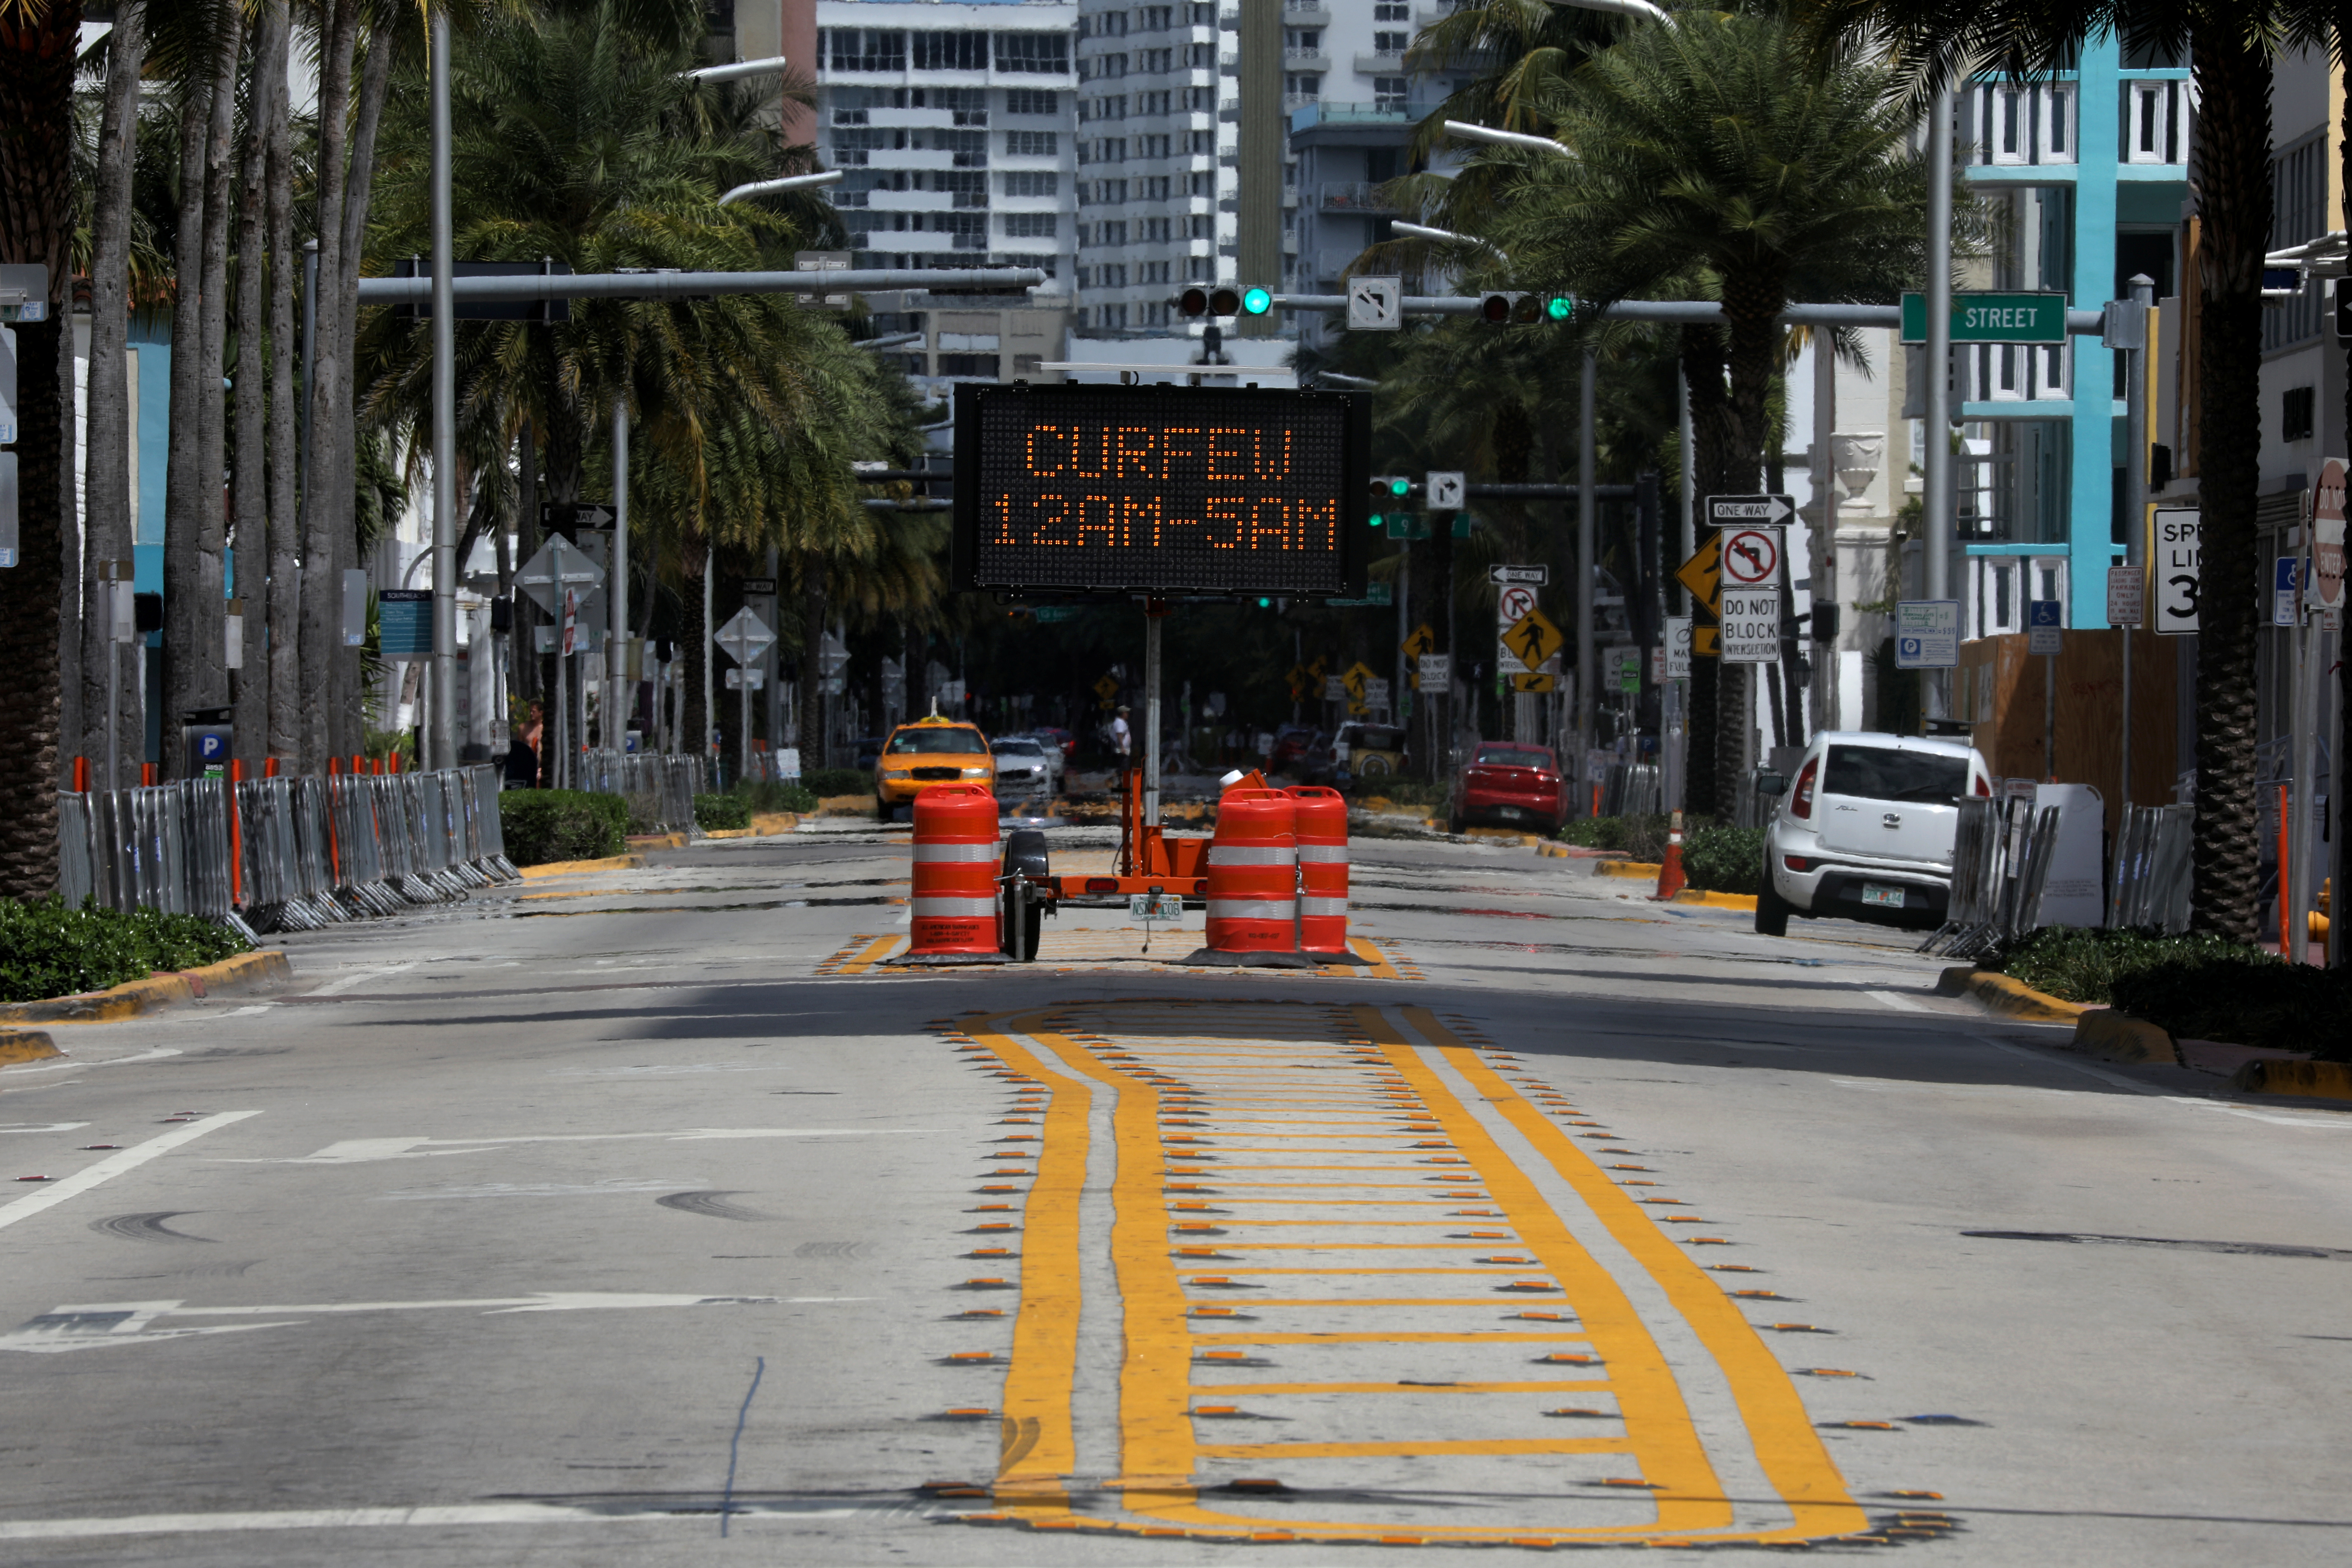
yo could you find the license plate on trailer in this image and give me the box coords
[1129,894,1184,922]
[1861,884,1907,909]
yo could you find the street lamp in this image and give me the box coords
[1442,120,1573,160]
[718,169,845,206]
[687,55,792,84]
[1392,219,1506,258]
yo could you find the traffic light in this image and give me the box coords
[1543,293,1574,321]
[1480,291,1526,324]
[1240,286,1274,316]
[1368,475,1414,529]
[1178,286,1243,317]
[1479,292,1573,325]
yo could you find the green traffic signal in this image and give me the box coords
[1241,286,1273,315]
[1545,295,1574,321]
[1257,597,1272,607]
[1368,512,1385,529]
[1387,477,1410,498]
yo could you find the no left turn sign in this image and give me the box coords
[1719,528,1781,588]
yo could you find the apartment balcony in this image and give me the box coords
[1283,1,1331,22]
[1282,48,1329,71]
[1318,180,1397,214]
[1353,52,1406,75]
[1288,99,1412,133]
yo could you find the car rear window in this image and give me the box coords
[887,727,986,755]
[1346,727,1405,750]
[1475,747,1551,769]
[1822,745,1967,806]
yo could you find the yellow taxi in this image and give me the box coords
[874,713,994,821]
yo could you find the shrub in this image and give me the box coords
[498,789,627,866]
[1986,927,2351,1058]
[737,779,818,814]
[694,793,751,831]
[1555,814,1672,862]
[1681,824,1765,895]
[0,896,251,1005]
[801,767,873,798]
[1984,926,2259,1005]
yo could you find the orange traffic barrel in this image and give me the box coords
[1286,785,1349,954]
[1204,788,1297,953]
[910,784,1002,958]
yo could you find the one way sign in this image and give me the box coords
[1705,494,1795,528]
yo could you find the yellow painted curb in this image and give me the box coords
[1671,887,1758,912]
[2231,1059,2352,1102]
[1594,859,1665,880]
[0,1029,60,1065]
[0,948,293,1026]
[703,812,802,841]
[2069,1007,2180,1065]
[1935,966,2091,1024]
[516,853,645,879]
[815,794,878,817]
[1463,827,1541,846]
[625,832,687,850]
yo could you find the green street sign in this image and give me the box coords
[1384,513,1430,541]
[1900,291,2068,344]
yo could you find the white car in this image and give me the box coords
[991,737,1059,795]
[1755,731,1992,937]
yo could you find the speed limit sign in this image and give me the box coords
[2153,508,2201,634]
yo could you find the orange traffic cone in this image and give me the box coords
[1655,809,1687,900]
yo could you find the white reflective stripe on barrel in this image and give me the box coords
[1207,844,1296,866]
[1206,899,1295,920]
[913,841,998,862]
[1296,844,1348,861]
[912,896,999,917]
[1299,896,1349,916]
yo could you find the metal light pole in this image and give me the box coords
[2120,274,2154,810]
[428,10,457,772]
[1922,87,1955,726]
[610,400,629,750]
[1576,352,1597,771]
[1144,603,1164,826]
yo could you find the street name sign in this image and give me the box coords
[1900,290,2069,344]
[2153,509,2201,634]
[1893,600,1961,669]
[953,382,1369,597]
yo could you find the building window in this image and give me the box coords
[1191,42,1217,68]
[1190,171,1214,197]
[1095,53,1128,79]
[1140,6,1174,31]
[1139,216,1171,242]
[1099,221,1128,247]
[1136,133,1170,158]
[939,354,1001,378]
[996,32,1072,73]
[1003,212,1059,238]
[1099,304,1129,330]
[2284,385,2316,442]
[1188,212,1212,238]
[1139,47,1173,72]
[1372,31,1408,53]
[1286,72,1320,99]
[1096,137,1127,162]
[1137,89,1170,115]
[1187,255,1213,280]
[825,29,905,72]
[1001,170,1059,197]
[1006,130,1060,156]
[912,32,987,71]
[1374,2,1409,16]
[1005,89,1060,115]
[1285,28,1320,49]
[1373,75,1408,111]
[1186,85,1214,111]
[1084,12,1127,38]
[2266,136,2327,351]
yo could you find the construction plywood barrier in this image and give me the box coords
[1958,627,2180,836]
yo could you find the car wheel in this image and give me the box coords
[1358,753,1392,779]
[1754,855,1791,937]
[1447,813,1466,836]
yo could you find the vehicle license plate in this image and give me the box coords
[1498,806,1524,820]
[1129,894,1185,922]
[1861,883,1906,909]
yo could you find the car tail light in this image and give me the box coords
[1783,855,1811,873]
[1973,773,1991,796]
[1789,757,1819,820]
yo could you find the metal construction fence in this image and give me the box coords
[2106,802,2195,935]
[1597,762,1663,819]
[578,751,704,836]
[58,765,520,937]
[1925,797,2194,958]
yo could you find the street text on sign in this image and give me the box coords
[1489,564,1547,586]
[1348,276,1402,332]
[2273,558,2304,627]
[1705,494,1795,529]
[1893,600,1961,669]
[1426,471,1466,510]
[2153,509,2200,635]
[1718,526,1782,588]
[1323,675,1347,701]
[2312,458,2346,610]
[2028,599,2063,656]
[2106,565,2144,628]
[1719,588,1782,663]
[1416,653,1451,688]
[1899,290,2068,343]
[1665,616,1692,680]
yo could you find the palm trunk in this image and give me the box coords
[162,12,223,778]
[192,5,244,760]
[0,0,82,893]
[797,562,824,765]
[264,0,300,766]
[684,543,712,769]
[81,1,142,790]
[1679,323,1737,819]
[2186,22,2271,943]
[298,0,358,775]
[231,3,277,773]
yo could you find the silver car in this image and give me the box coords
[1755,731,1992,936]
[991,737,1058,796]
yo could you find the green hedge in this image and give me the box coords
[498,789,627,866]
[1987,927,2352,1059]
[694,793,751,831]
[1556,814,1672,863]
[801,767,873,798]
[1681,825,1766,896]
[0,896,251,1005]
[736,779,818,814]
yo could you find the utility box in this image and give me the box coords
[182,707,233,779]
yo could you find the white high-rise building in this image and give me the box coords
[814,0,1080,394]
[1071,1,1238,339]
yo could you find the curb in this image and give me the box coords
[1535,842,1630,861]
[516,854,645,880]
[625,832,687,850]
[2229,1059,2352,1102]
[703,812,802,841]
[1594,859,1665,880]
[1671,888,1758,911]
[2069,1007,2182,1065]
[0,1029,60,1065]
[1934,966,2091,1024]
[0,949,293,1027]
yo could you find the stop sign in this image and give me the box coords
[2315,457,2347,611]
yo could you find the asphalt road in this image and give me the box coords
[2,823,2348,1565]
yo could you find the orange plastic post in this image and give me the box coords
[389,751,401,775]
[2278,783,2293,957]
[329,756,340,775]
[227,760,245,906]
[71,756,87,792]
[141,762,157,786]
[263,757,279,778]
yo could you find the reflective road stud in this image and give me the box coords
[908,784,1002,958]
[1286,785,1350,955]
[1202,788,1298,953]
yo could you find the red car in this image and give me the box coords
[1449,742,1568,834]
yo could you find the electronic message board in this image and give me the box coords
[951,382,1369,597]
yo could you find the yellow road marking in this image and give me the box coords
[834,936,903,975]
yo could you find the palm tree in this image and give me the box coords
[1789,0,2305,942]
[81,0,144,789]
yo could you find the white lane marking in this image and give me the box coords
[306,964,417,997]
[0,1503,876,1540]
[0,1111,261,1233]
[0,1122,89,1134]
[1867,989,1927,1012]
[3,1046,183,1076]
[234,1128,948,1164]
[377,1179,705,1200]
[220,1005,272,1018]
